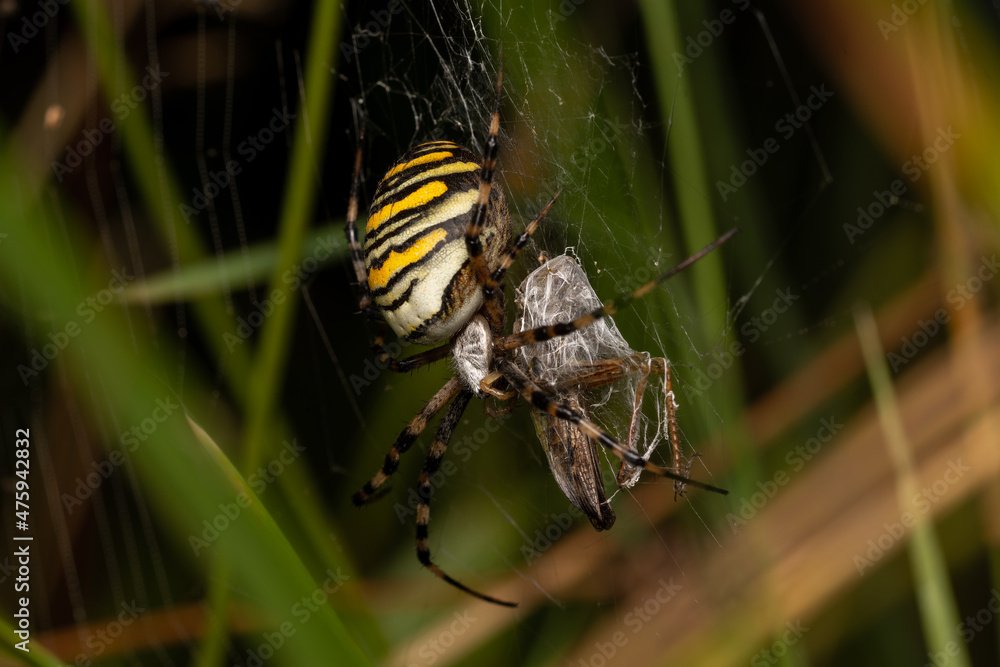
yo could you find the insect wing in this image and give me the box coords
[530,392,616,531]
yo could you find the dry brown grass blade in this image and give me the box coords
[745,270,941,447]
[375,305,998,665]
[566,322,1000,664]
[34,600,261,661]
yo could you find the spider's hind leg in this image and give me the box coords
[352,377,462,506]
[415,390,518,607]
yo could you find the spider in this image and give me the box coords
[345,68,737,607]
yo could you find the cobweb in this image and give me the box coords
[334,0,838,617]
[345,0,729,468]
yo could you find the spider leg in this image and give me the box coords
[551,355,691,495]
[478,369,516,400]
[490,191,562,286]
[496,228,739,353]
[497,358,728,495]
[352,377,463,505]
[371,329,452,372]
[620,355,654,487]
[480,370,517,419]
[343,118,454,374]
[465,67,560,329]
[414,389,518,607]
[656,357,691,500]
[344,117,374,316]
[465,65,505,332]
[545,354,657,480]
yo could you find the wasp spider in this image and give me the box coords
[345,68,737,607]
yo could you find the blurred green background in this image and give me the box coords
[1,0,999,665]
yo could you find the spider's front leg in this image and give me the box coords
[495,228,740,354]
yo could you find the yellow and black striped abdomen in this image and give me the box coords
[364,141,510,344]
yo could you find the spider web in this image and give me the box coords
[335,0,709,617]
[345,10,743,458]
[336,0,838,622]
[347,7,707,425]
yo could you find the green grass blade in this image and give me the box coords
[0,175,372,667]
[69,0,255,406]
[240,0,340,473]
[854,302,970,667]
[0,618,66,667]
[123,222,347,304]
